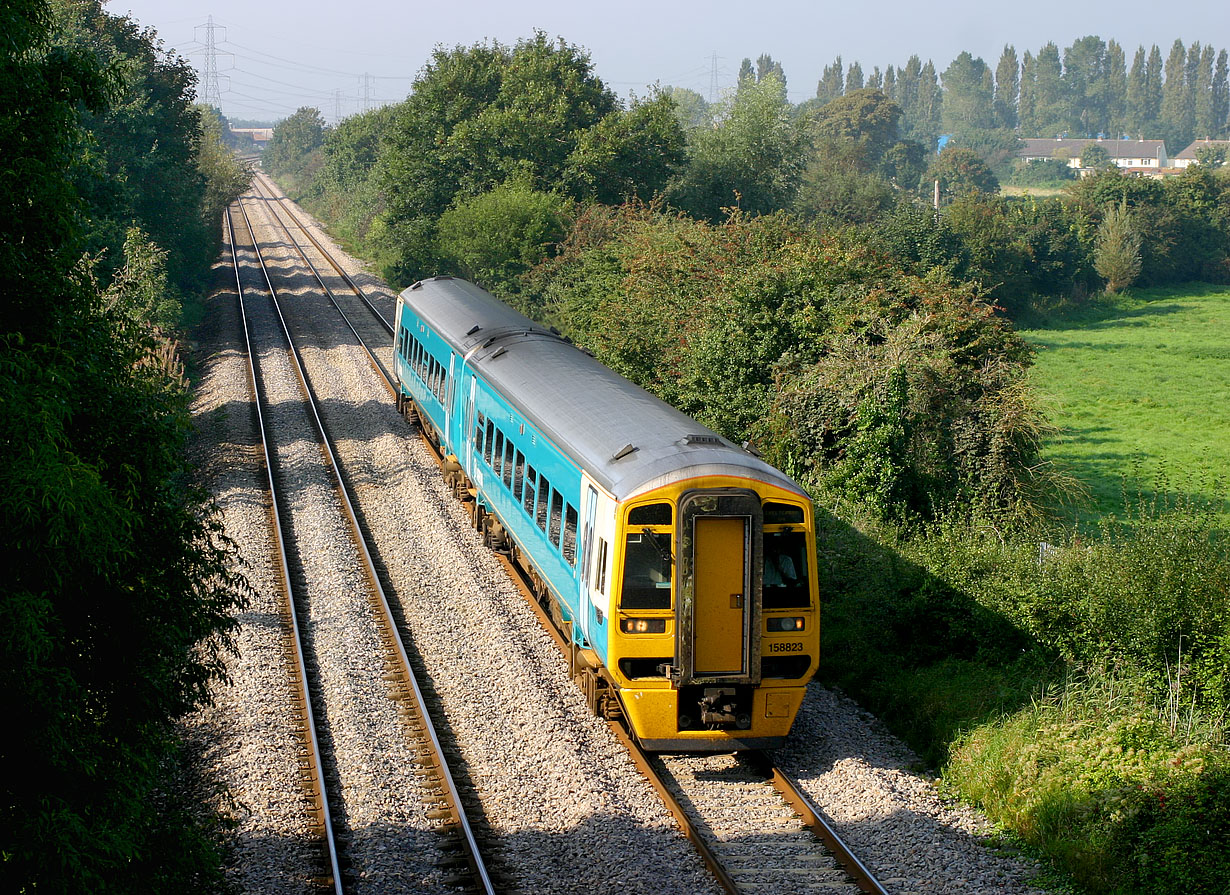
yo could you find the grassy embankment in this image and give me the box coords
[822,285,1230,894]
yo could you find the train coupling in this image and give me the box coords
[699,687,752,729]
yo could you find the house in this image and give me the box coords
[1017,137,1169,174]
[1172,139,1230,168]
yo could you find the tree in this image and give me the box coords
[2,2,246,891]
[564,90,686,204]
[1080,142,1114,169]
[1105,40,1128,136]
[807,88,904,172]
[847,60,864,92]
[1126,46,1151,136]
[1094,199,1142,292]
[1194,43,1217,139]
[927,146,999,198]
[1160,39,1192,149]
[1064,36,1109,136]
[435,180,570,301]
[942,52,995,136]
[1193,143,1227,167]
[265,106,326,183]
[662,85,711,130]
[1213,50,1230,138]
[666,74,806,220]
[1031,43,1067,135]
[816,56,844,105]
[994,45,1020,130]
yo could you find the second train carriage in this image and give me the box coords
[392,277,818,750]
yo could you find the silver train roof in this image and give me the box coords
[401,277,805,503]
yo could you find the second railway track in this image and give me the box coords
[227,193,495,894]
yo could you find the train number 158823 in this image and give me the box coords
[767,641,804,653]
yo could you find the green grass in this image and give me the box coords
[1019,284,1230,522]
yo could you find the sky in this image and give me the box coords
[111,0,1228,125]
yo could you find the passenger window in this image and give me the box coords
[621,531,672,609]
[474,413,486,456]
[493,430,505,477]
[536,476,550,531]
[549,489,563,547]
[563,504,578,565]
[502,440,514,488]
[484,420,495,465]
[513,452,525,500]
[523,466,537,516]
[763,531,810,609]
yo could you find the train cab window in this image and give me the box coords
[765,502,806,524]
[763,530,811,609]
[562,504,578,565]
[513,451,525,500]
[595,538,609,594]
[502,440,514,488]
[523,466,537,516]
[493,430,505,477]
[628,502,672,526]
[621,530,672,610]
[535,476,551,532]
[484,420,495,465]
[548,488,563,547]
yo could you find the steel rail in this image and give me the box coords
[247,176,396,396]
[226,202,345,895]
[747,753,891,895]
[253,171,393,335]
[232,192,497,895]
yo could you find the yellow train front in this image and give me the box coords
[395,277,817,751]
[603,479,817,750]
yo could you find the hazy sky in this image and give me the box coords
[111,0,1227,124]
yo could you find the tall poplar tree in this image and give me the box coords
[995,45,1020,130]
[1106,40,1128,136]
[1160,39,1191,148]
[1126,46,1149,136]
[1032,42,1067,135]
[1145,44,1164,129]
[846,60,864,91]
[816,56,844,105]
[1064,35,1108,136]
[1213,50,1230,137]
[1019,50,1037,132]
[1194,44,1216,138]
[942,51,995,135]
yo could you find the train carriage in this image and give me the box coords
[393,276,818,750]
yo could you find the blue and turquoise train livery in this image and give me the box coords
[393,277,819,750]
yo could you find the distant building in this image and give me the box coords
[1017,137,1169,174]
[1172,139,1230,168]
[230,127,274,148]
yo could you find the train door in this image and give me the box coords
[677,489,763,684]
[579,477,615,664]
[462,375,476,472]
[444,352,456,445]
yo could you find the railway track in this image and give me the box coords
[229,174,892,894]
[225,192,495,895]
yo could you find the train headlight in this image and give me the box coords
[766,616,805,632]
[620,617,667,634]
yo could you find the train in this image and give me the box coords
[392,277,818,750]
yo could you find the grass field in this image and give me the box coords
[1020,284,1230,522]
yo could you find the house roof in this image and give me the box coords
[1174,139,1230,160]
[1018,138,1167,159]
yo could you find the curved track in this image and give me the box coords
[231,175,895,895]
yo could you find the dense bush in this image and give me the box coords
[528,204,1053,524]
[2,1,249,890]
